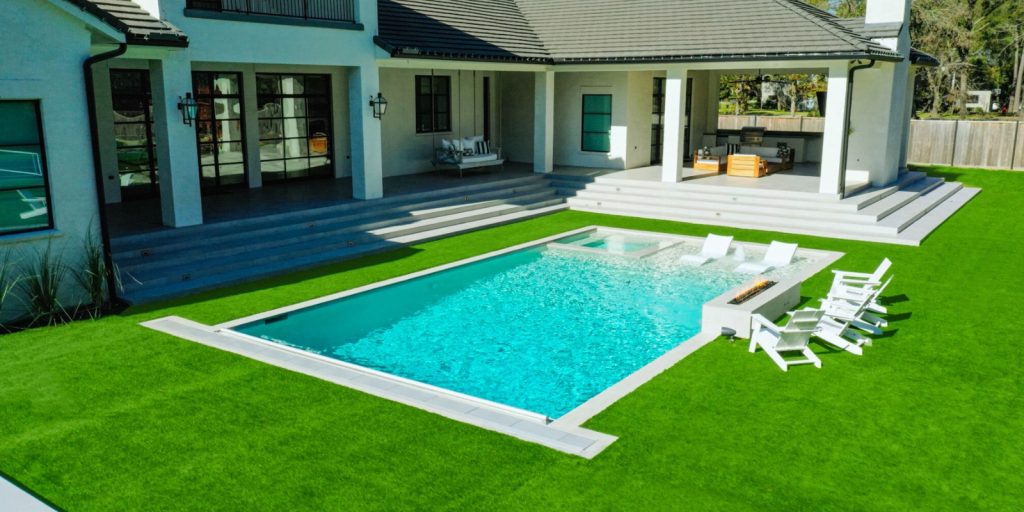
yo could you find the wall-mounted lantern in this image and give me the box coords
[369,93,388,119]
[178,93,198,126]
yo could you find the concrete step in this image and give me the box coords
[566,196,903,237]
[112,175,549,252]
[121,203,567,304]
[878,181,964,232]
[116,188,558,268]
[121,198,565,291]
[569,189,887,224]
[857,176,946,221]
[897,187,980,245]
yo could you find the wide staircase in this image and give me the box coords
[113,175,565,304]
[549,170,978,246]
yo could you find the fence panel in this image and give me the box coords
[718,115,755,130]
[757,116,803,132]
[1016,125,1024,170]
[952,121,1018,169]
[908,120,957,166]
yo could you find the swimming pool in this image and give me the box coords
[232,228,749,419]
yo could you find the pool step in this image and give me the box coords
[115,177,566,304]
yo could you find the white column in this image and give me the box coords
[533,71,554,173]
[241,66,262,188]
[661,67,689,182]
[347,65,383,200]
[150,51,203,227]
[92,62,122,204]
[819,63,850,195]
[899,68,916,171]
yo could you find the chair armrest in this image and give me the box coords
[832,269,876,280]
[750,314,781,335]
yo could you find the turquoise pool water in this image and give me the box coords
[235,233,747,418]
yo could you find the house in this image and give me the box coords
[0,0,968,308]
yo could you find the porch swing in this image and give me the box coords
[430,69,504,177]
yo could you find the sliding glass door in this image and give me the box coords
[256,73,333,183]
[192,71,246,190]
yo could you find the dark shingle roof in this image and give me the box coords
[377,0,548,62]
[835,17,939,67]
[64,0,188,46]
[377,0,904,65]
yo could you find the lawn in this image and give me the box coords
[0,166,1021,511]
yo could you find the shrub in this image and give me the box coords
[19,244,71,326]
[74,234,108,316]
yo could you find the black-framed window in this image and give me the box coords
[651,78,666,164]
[581,94,612,153]
[111,69,158,199]
[0,101,53,235]
[193,71,246,189]
[415,75,451,134]
[257,73,333,183]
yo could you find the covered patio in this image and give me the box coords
[107,163,536,238]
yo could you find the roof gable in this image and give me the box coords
[64,0,188,46]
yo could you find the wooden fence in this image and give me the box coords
[908,120,1024,170]
[719,115,1023,170]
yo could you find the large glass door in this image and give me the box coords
[192,71,246,190]
[650,77,694,165]
[256,73,333,183]
[110,69,158,199]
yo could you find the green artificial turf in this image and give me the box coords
[0,166,1021,511]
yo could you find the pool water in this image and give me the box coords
[235,233,747,418]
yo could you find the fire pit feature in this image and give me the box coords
[729,279,777,305]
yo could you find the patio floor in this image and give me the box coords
[107,163,536,237]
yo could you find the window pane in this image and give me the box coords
[213,74,240,95]
[257,74,280,95]
[583,94,612,114]
[305,75,328,94]
[417,77,431,95]
[280,75,305,95]
[214,98,241,120]
[582,133,611,153]
[281,98,306,118]
[281,118,307,139]
[259,139,284,160]
[583,113,611,133]
[217,141,245,164]
[0,102,41,146]
[260,119,283,140]
[433,77,450,95]
[0,102,52,234]
[307,97,331,117]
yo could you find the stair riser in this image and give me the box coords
[122,200,563,288]
[567,199,904,236]
[116,189,557,265]
[122,204,566,302]
[114,186,555,259]
[569,191,890,224]
[112,175,548,250]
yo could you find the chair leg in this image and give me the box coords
[802,348,822,368]
[748,338,758,353]
[765,348,789,372]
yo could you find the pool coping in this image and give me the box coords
[143,226,843,459]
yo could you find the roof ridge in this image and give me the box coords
[770,0,875,53]
[509,0,550,58]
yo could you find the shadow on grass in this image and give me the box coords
[124,246,424,316]
[0,469,64,511]
[883,293,910,305]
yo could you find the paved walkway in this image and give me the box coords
[0,476,55,511]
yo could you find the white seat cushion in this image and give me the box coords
[461,153,499,164]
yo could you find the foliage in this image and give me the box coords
[18,243,70,326]
[0,251,20,332]
[73,233,108,316]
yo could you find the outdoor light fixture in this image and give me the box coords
[369,92,388,119]
[178,93,198,126]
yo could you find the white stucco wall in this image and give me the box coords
[0,0,116,318]
[378,68,497,176]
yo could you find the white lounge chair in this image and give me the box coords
[820,285,889,336]
[735,241,798,274]
[829,275,893,325]
[749,309,825,372]
[812,300,872,356]
[679,234,733,265]
[832,258,892,287]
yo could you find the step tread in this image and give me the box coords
[121,203,566,304]
[122,198,565,287]
[112,175,549,250]
[115,189,558,264]
[877,182,964,231]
